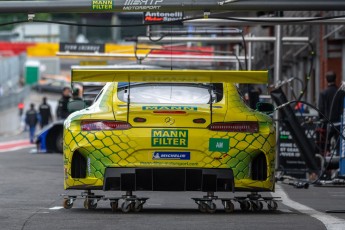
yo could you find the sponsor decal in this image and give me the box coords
[209,138,229,152]
[87,157,91,176]
[143,106,197,111]
[64,167,68,179]
[144,11,183,23]
[123,0,163,11]
[59,43,105,53]
[140,162,198,166]
[152,129,188,147]
[213,153,230,160]
[153,151,190,160]
[91,0,114,11]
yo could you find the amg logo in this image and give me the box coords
[123,0,163,10]
[124,0,163,5]
[123,5,161,10]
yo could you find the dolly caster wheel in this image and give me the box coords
[267,201,278,211]
[121,201,132,213]
[240,200,251,211]
[63,198,73,209]
[110,201,118,212]
[223,201,234,213]
[198,203,207,213]
[251,201,263,211]
[206,202,217,214]
[132,200,143,212]
[84,199,97,210]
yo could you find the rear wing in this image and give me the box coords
[71,68,268,84]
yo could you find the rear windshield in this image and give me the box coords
[117,83,223,104]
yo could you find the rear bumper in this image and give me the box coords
[103,167,234,192]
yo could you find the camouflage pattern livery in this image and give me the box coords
[63,82,276,192]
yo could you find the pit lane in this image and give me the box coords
[1,146,344,230]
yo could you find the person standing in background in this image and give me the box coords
[39,97,52,128]
[318,71,345,154]
[71,88,83,101]
[56,87,71,120]
[18,101,24,117]
[245,84,260,109]
[25,103,39,143]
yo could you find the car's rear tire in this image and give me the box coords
[56,131,63,153]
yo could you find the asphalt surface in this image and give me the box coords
[1,144,345,230]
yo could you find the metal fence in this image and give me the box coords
[0,54,29,110]
[0,85,30,110]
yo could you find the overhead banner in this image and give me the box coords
[143,11,183,24]
[91,0,114,11]
[59,43,105,53]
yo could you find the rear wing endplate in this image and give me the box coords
[71,69,268,84]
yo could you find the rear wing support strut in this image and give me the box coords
[126,82,131,123]
[209,84,213,125]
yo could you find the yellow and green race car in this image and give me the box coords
[63,67,276,213]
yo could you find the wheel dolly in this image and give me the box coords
[62,190,149,213]
[192,192,280,213]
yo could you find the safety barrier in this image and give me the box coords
[0,54,29,110]
[0,54,24,89]
[0,86,30,110]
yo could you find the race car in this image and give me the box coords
[62,68,277,213]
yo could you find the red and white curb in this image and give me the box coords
[0,139,35,152]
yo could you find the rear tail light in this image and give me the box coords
[208,122,259,133]
[81,121,131,131]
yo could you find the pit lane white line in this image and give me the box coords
[49,206,64,210]
[274,184,345,230]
